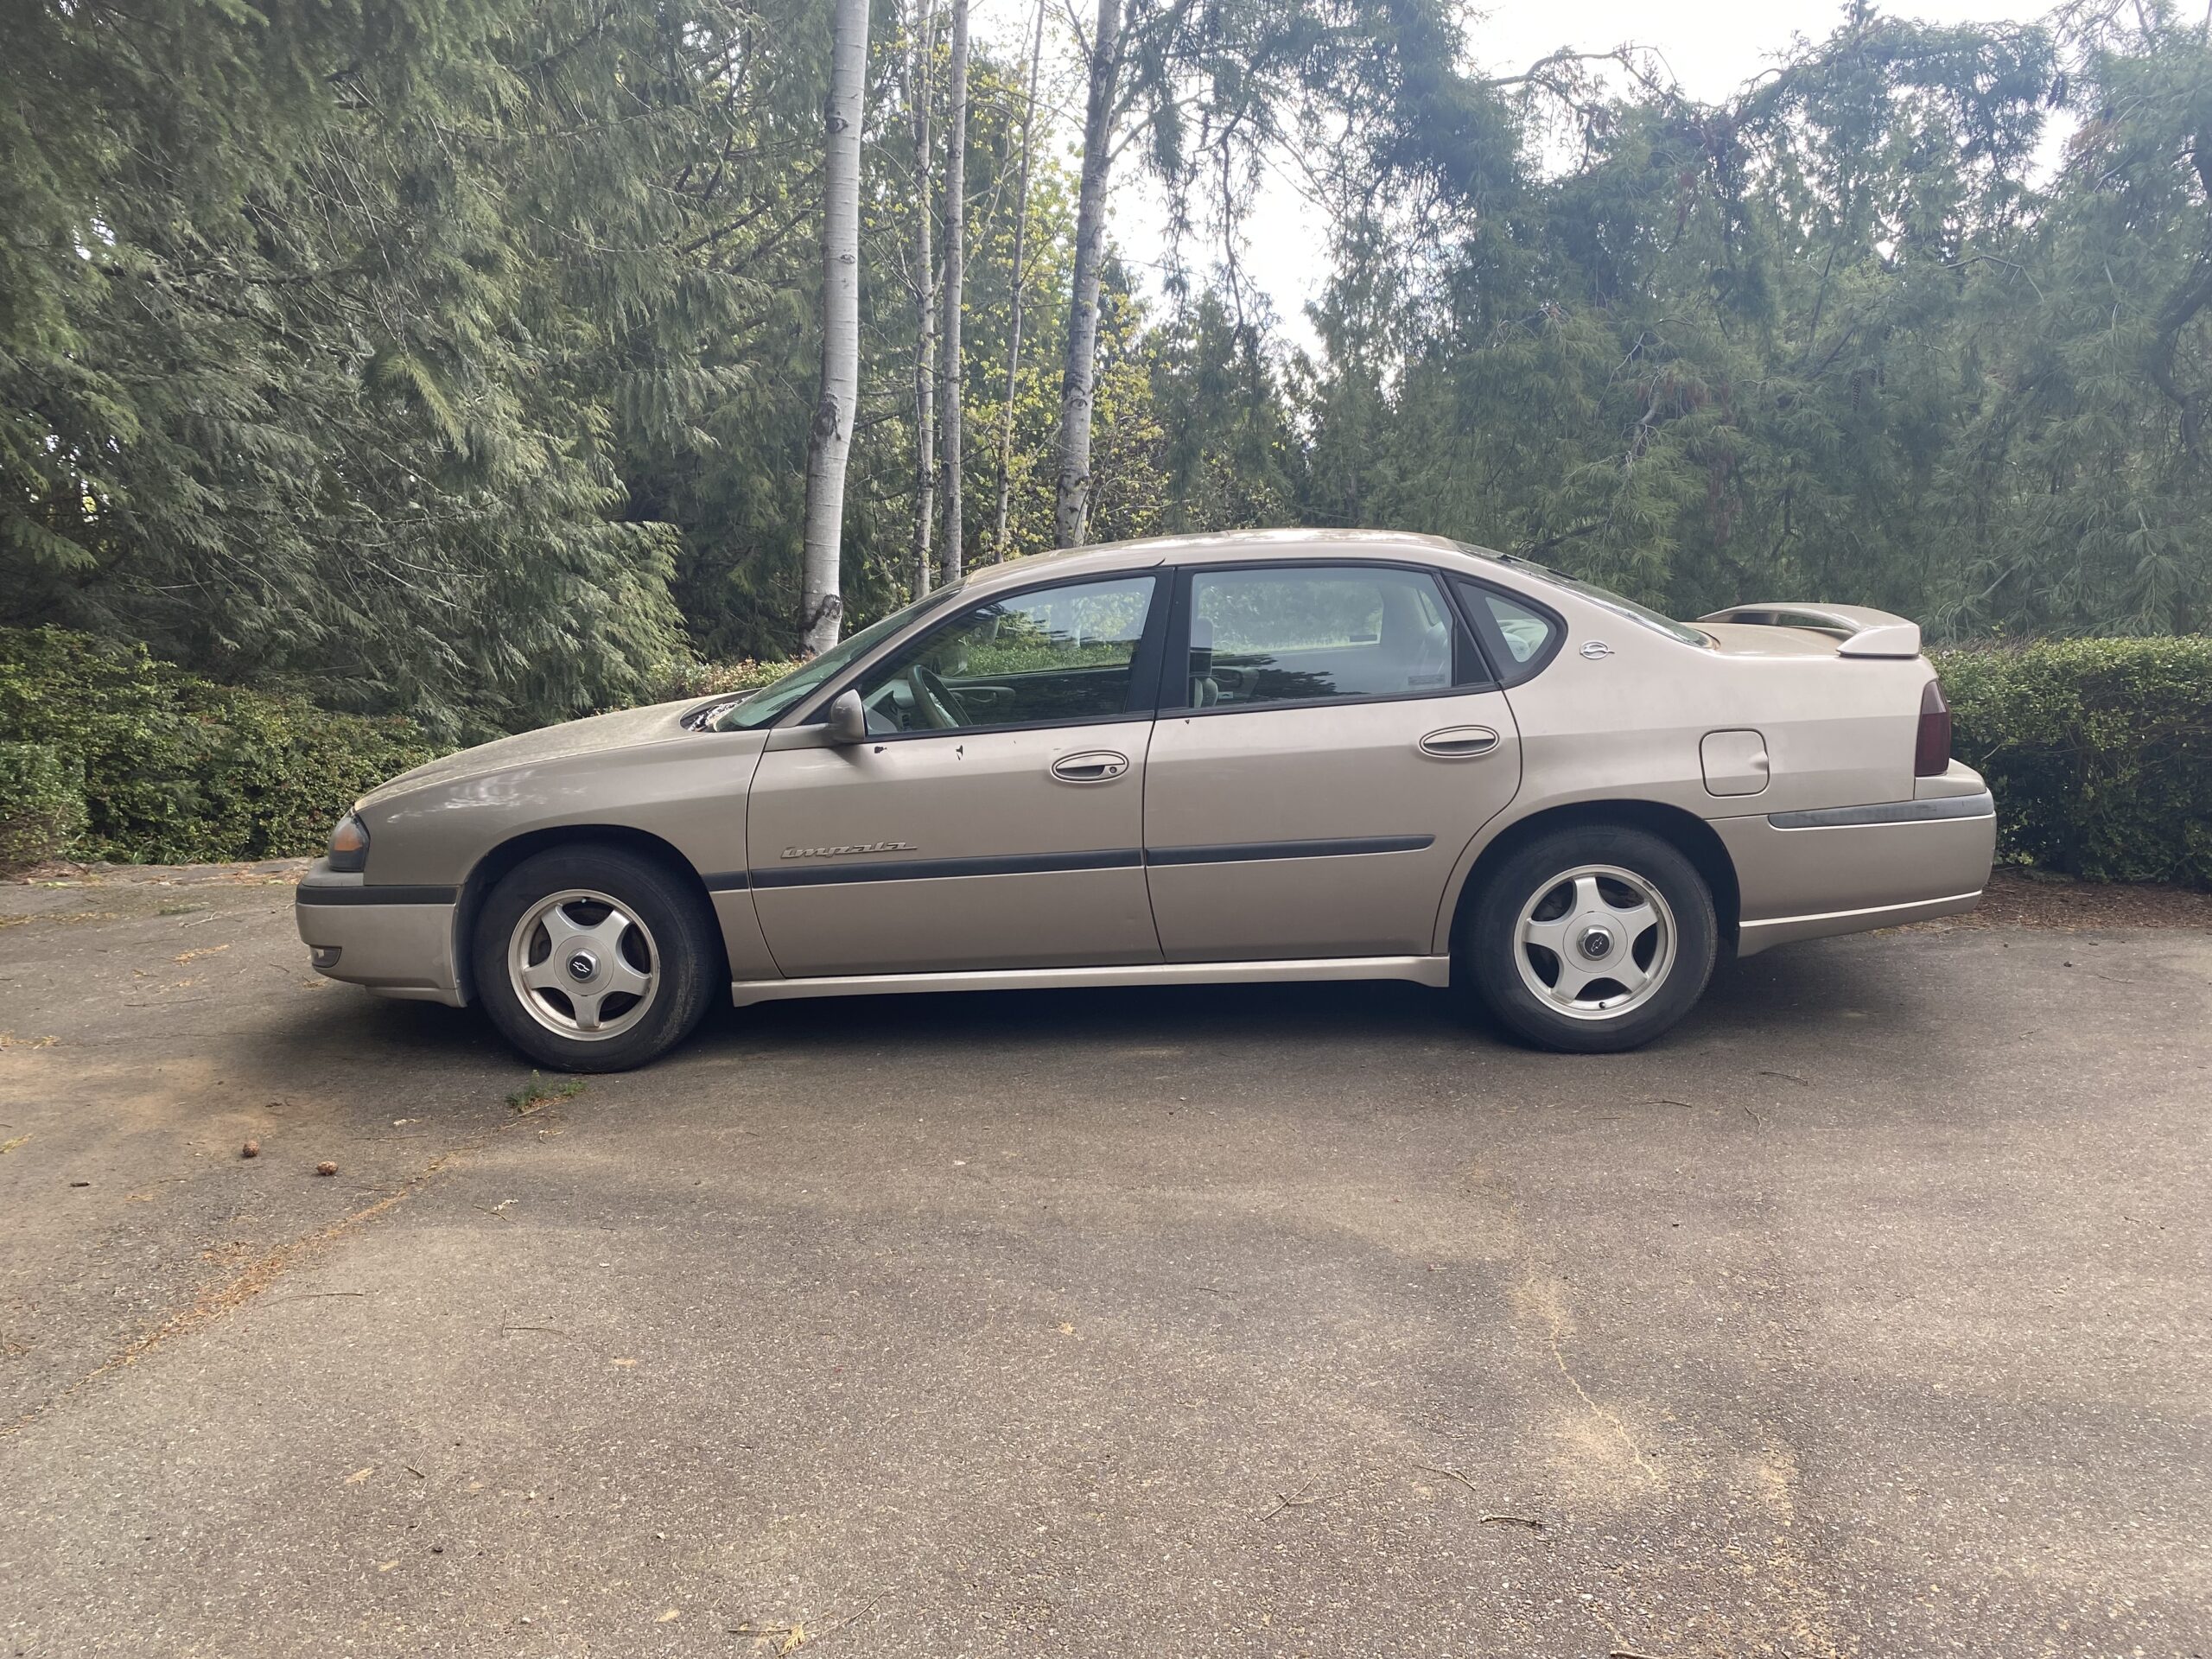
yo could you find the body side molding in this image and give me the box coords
[1768,792,1993,830]
[733,836,1437,888]
[296,883,461,906]
[729,954,1452,1006]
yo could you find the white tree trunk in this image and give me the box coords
[991,0,1046,563]
[1055,0,1122,548]
[909,0,938,599]
[937,0,971,584]
[799,0,869,655]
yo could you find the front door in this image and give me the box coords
[1143,561,1523,961]
[747,571,1165,977]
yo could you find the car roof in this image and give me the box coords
[951,529,1515,598]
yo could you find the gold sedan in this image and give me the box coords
[298,531,1993,1070]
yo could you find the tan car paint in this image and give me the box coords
[295,895,460,999]
[1700,730,1770,796]
[361,714,766,890]
[1143,688,1522,960]
[1714,807,1995,949]
[348,718,777,988]
[300,528,1993,1009]
[748,717,1160,975]
[357,698,696,804]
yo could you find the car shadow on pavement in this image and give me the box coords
[677,936,1927,1068]
[712,976,1466,1054]
[245,931,1940,1084]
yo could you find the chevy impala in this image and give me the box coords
[297,531,1994,1069]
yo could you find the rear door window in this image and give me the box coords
[1180,565,1484,710]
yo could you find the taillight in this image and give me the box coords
[1914,678,1951,777]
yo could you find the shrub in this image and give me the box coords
[0,628,442,865]
[653,657,799,701]
[0,741,87,872]
[5,625,2206,887]
[1933,637,2212,888]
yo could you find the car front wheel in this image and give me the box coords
[472,845,722,1072]
[1465,826,1717,1053]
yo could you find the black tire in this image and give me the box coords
[1463,825,1717,1054]
[471,844,722,1072]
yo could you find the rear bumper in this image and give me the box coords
[295,861,466,1005]
[1715,767,1996,957]
[1732,888,1986,955]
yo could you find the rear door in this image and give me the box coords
[1143,561,1522,961]
[747,570,1166,977]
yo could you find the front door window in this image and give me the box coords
[855,575,1159,734]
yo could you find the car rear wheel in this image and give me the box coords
[472,846,722,1072]
[1465,826,1717,1053]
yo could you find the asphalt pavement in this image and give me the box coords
[1,869,2206,1657]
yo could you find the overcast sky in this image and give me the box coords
[958,0,2055,350]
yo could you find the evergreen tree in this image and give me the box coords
[9,0,2211,741]
[3,0,786,734]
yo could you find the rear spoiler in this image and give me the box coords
[1696,603,1922,658]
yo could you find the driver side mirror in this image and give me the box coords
[825,688,868,746]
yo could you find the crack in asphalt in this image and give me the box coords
[2,1143,478,1440]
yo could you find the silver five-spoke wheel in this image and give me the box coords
[1512,863,1676,1020]
[508,888,660,1040]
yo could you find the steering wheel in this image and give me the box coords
[905,663,966,730]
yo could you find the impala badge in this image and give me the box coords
[781,841,917,860]
[1580,640,1614,659]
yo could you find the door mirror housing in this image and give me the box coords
[825,689,868,746]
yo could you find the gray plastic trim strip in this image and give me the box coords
[1768,791,1993,830]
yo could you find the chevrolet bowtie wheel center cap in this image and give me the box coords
[510,890,663,1043]
[1513,864,1678,1022]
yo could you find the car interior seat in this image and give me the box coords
[1380,585,1452,691]
[1188,616,1221,707]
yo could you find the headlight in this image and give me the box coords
[327,811,370,873]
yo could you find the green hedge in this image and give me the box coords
[652,657,799,700]
[688,643,2212,891]
[0,741,87,874]
[0,628,440,866]
[3,626,2206,887]
[1934,637,2212,888]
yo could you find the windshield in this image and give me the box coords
[712,587,961,731]
[1495,555,1714,648]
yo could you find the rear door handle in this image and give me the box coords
[1418,726,1500,759]
[1050,750,1130,784]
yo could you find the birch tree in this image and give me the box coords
[1046,0,1330,548]
[799,0,869,654]
[992,0,1047,562]
[1055,0,1125,547]
[908,0,938,599]
[937,0,973,583]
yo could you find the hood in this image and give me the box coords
[361,699,701,805]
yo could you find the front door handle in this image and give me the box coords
[1050,750,1130,784]
[1418,726,1500,760]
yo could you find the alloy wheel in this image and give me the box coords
[1511,863,1676,1020]
[507,888,661,1040]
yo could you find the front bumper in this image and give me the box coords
[1715,762,1997,957]
[295,861,467,1005]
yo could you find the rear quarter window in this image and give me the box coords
[1454,579,1562,687]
